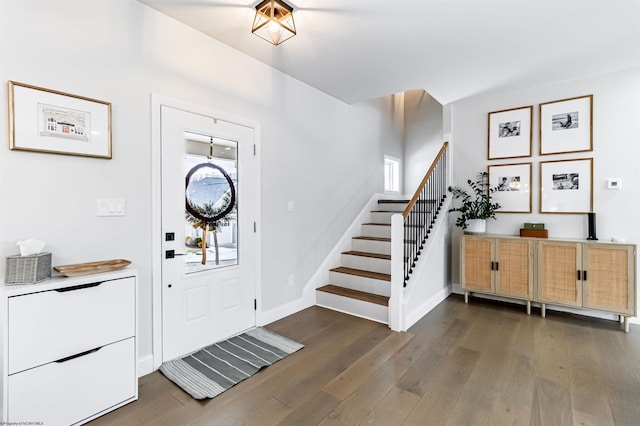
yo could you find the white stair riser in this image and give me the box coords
[341,254,391,275]
[352,239,391,255]
[329,271,390,296]
[377,202,407,212]
[361,224,391,239]
[316,291,388,324]
[370,211,395,224]
[351,239,414,255]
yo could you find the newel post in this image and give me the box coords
[389,213,405,331]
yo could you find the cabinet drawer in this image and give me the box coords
[7,337,136,425]
[8,277,135,374]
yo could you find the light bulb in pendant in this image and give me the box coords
[268,20,280,33]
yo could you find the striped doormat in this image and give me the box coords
[159,327,304,399]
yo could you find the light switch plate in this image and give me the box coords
[97,198,126,216]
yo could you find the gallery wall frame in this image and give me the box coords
[539,94,592,156]
[540,158,593,214]
[487,105,533,160]
[8,81,112,159]
[488,162,532,213]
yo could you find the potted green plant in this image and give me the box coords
[448,172,503,233]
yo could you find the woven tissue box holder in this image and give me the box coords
[5,252,52,284]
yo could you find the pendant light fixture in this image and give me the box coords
[252,0,296,46]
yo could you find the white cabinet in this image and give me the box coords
[1,270,138,425]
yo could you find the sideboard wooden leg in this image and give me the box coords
[541,303,546,318]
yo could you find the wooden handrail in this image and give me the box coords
[402,141,449,218]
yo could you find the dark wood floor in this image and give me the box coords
[90,295,640,425]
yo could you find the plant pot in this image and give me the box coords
[465,219,486,234]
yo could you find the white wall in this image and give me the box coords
[448,68,640,318]
[0,1,403,363]
[403,89,444,194]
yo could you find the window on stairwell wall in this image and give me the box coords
[384,155,401,194]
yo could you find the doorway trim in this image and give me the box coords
[150,94,262,371]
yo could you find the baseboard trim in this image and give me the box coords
[258,296,315,327]
[405,285,452,330]
[137,354,154,377]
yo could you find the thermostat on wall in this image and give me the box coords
[607,178,622,189]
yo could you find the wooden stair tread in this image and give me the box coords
[377,199,436,204]
[342,250,391,260]
[352,236,416,244]
[371,210,432,215]
[377,199,409,203]
[317,285,389,306]
[363,222,425,228]
[330,266,391,282]
[353,236,391,242]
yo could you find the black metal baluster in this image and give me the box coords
[402,143,448,288]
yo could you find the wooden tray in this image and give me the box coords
[53,259,131,277]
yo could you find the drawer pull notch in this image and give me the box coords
[55,346,102,363]
[55,282,103,293]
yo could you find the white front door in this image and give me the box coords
[161,105,256,362]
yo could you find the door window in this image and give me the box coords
[184,132,238,274]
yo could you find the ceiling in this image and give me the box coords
[137,0,640,105]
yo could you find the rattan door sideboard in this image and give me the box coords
[461,235,637,332]
[537,240,636,331]
[461,235,535,314]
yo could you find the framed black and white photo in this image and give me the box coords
[488,162,532,213]
[539,95,592,155]
[540,158,593,213]
[8,81,112,158]
[487,105,532,160]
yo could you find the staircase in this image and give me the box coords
[315,141,449,329]
[316,199,408,324]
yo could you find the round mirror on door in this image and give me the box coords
[185,162,236,264]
